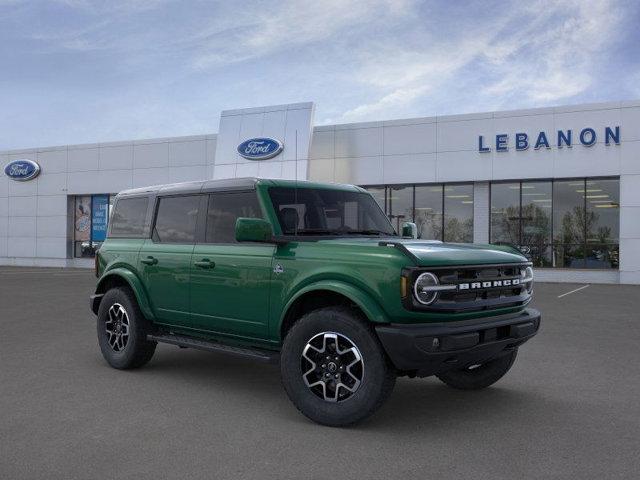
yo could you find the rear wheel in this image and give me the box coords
[97,287,156,369]
[280,307,396,427]
[436,349,518,390]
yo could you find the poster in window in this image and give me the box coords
[91,195,109,242]
[75,196,91,242]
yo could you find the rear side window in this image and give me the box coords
[110,197,149,237]
[153,195,201,244]
[205,192,262,243]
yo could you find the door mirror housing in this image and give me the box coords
[401,222,418,239]
[235,218,273,243]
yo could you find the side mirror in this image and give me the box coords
[401,222,418,239]
[235,218,273,243]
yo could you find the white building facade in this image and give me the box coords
[1,100,639,284]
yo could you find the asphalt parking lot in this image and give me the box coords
[1,267,639,479]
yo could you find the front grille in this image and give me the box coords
[406,263,532,313]
[438,265,524,302]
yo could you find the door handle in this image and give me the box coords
[194,259,215,269]
[141,256,158,266]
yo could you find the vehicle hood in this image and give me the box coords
[395,240,527,266]
[317,237,528,267]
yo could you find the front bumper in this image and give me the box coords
[375,308,541,377]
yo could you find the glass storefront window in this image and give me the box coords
[414,185,442,240]
[74,196,92,257]
[553,180,586,245]
[521,181,552,267]
[368,178,619,269]
[585,178,619,269]
[585,179,619,242]
[552,243,585,269]
[490,182,520,245]
[388,186,413,233]
[74,194,114,258]
[489,178,620,269]
[553,180,587,267]
[364,183,474,242]
[444,184,473,243]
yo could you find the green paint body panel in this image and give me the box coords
[95,239,154,320]
[138,239,194,327]
[94,179,531,349]
[190,242,275,337]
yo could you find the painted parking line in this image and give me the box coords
[557,284,590,298]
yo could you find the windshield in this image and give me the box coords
[268,187,397,236]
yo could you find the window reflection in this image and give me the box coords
[365,178,619,270]
[553,180,588,268]
[585,179,619,268]
[488,178,619,270]
[364,183,474,242]
[553,244,585,268]
[553,180,586,246]
[521,181,552,266]
[444,184,473,243]
[585,179,619,242]
[388,186,413,233]
[414,185,442,240]
[490,183,520,245]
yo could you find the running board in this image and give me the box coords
[147,333,279,364]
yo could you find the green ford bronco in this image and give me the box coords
[91,178,540,426]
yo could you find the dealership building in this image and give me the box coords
[1,100,639,284]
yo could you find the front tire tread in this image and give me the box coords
[280,306,396,427]
[97,287,156,370]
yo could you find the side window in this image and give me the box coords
[205,192,262,243]
[277,203,306,233]
[152,195,201,244]
[110,197,149,237]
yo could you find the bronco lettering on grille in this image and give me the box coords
[458,278,521,290]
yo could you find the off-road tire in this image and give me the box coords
[436,349,518,390]
[97,287,157,369]
[280,306,396,427]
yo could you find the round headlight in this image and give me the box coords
[521,266,534,293]
[413,272,440,305]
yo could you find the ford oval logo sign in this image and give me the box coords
[237,137,283,160]
[4,159,41,181]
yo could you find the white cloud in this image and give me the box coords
[0,0,633,149]
[339,85,429,121]
[52,0,173,13]
[191,0,413,69]
[334,0,625,122]
[482,0,621,104]
[337,35,494,121]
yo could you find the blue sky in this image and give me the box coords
[1,0,639,150]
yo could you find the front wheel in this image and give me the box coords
[280,307,396,427]
[436,349,518,390]
[97,287,157,369]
